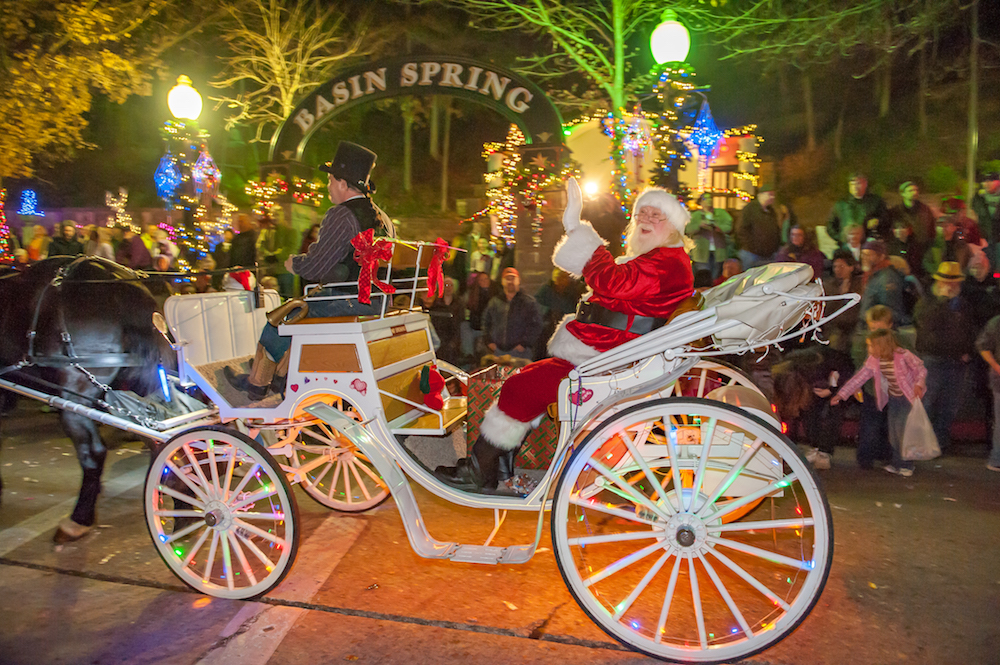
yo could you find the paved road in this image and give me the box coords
[1,402,998,665]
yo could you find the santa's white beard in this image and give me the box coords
[625,223,672,257]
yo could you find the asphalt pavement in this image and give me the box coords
[1,401,998,665]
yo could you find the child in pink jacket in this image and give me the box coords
[832,328,927,476]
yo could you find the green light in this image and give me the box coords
[563,128,572,136]
[650,11,691,65]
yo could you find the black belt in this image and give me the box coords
[575,302,667,335]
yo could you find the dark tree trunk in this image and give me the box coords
[803,73,816,151]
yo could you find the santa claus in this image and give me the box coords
[435,178,695,491]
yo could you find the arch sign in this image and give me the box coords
[268,55,565,163]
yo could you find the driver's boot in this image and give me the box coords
[434,436,501,490]
[498,445,520,483]
[269,350,290,396]
[224,344,275,401]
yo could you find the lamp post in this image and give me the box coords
[167,75,203,121]
[650,10,691,66]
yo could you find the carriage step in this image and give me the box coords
[448,543,536,565]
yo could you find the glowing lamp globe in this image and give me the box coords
[650,11,690,65]
[168,75,202,120]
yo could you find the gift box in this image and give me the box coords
[466,365,558,470]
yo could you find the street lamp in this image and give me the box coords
[650,10,690,65]
[167,75,203,121]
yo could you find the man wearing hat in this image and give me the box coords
[735,184,782,269]
[479,267,542,364]
[827,172,889,243]
[890,181,935,256]
[435,178,694,492]
[915,261,976,452]
[225,140,394,400]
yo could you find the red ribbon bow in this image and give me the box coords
[351,228,396,304]
[426,237,450,298]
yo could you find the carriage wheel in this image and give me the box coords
[551,398,832,663]
[145,426,299,600]
[286,414,389,512]
[668,360,764,399]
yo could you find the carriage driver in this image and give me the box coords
[225,141,395,401]
[435,178,696,492]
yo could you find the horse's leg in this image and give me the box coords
[54,410,107,543]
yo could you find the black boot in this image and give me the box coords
[434,436,502,490]
[498,446,520,483]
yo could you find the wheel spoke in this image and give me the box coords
[703,473,797,523]
[230,485,278,512]
[583,540,665,587]
[712,517,814,533]
[229,462,261,500]
[567,529,662,547]
[221,531,235,591]
[203,531,219,584]
[207,442,221,498]
[686,417,718,512]
[311,461,333,488]
[232,511,287,520]
[343,459,353,505]
[706,548,790,611]
[696,367,708,397]
[568,496,663,528]
[689,554,708,650]
[587,458,673,523]
[181,526,211,568]
[236,530,278,573]
[183,443,215,500]
[232,517,288,548]
[153,510,204,518]
[227,531,258,587]
[664,418,685,513]
[163,519,205,544]
[695,438,764,518]
[157,483,206,510]
[222,448,237,502]
[164,460,209,504]
[348,460,372,501]
[354,458,384,485]
[654,553,684,644]
[613,551,673,621]
[696,551,754,638]
[618,423,671,512]
[707,535,814,570]
[327,461,343,501]
[302,426,341,448]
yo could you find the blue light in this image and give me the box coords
[155,150,183,204]
[18,189,44,216]
[158,364,172,403]
[689,102,724,166]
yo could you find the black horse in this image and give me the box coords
[0,257,172,542]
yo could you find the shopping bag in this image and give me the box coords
[901,399,941,461]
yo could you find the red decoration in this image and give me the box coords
[351,229,396,304]
[426,237,449,298]
[421,364,446,411]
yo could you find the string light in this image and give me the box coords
[0,190,13,262]
[105,188,138,233]
[191,147,221,198]
[155,150,183,203]
[18,189,44,217]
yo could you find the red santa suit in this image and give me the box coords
[479,188,695,451]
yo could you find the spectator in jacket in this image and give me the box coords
[888,218,923,278]
[49,221,84,257]
[26,224,50,262]
[228,214,258,271]
[962,251,1000,330]
[975,313,1000,471]
[822,250,864,352]
[827,172,889,242]
[923,215,971,276]
[775,225,826,278]
[914,261,977,452]
[891,181,936,254]
[211,229,234,290]
[841,223,865,265]
[480,267,542,364]
[114,226,152,270]
[736,184,782,269]
[686,192,733,279]
[84,227,115,261]
[425,277,464,366]
[972,171,1000,266]
[859,240,910,327]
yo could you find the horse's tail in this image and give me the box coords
[112,286,174,397]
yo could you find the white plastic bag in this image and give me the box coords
[902,399,941,461]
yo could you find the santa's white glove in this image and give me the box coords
[562,177,582,234]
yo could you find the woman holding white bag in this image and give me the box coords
[832,328,928,476]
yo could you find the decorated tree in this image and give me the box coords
[0,190,14,263]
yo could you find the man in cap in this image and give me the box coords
[479,267,542,365]
[225,140,394,400]
[435,178,695,492]
[858,239,910,327]
[890,181,935,260]
[736,183,783,269]
[827,172,889,243]
[915,261,976,452]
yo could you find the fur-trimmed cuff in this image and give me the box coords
[553,221,605,277]
[480,403,532,451]
[547,315,601,366]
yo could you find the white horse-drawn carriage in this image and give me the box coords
[2,240,858,664]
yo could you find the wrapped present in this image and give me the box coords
[466,365,558,470]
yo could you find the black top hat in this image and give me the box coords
[319,141,377,194]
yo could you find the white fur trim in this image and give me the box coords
[480,403,532,450]
[633,188,690,236]
[553,221,605,277]
[547,314,601,365]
